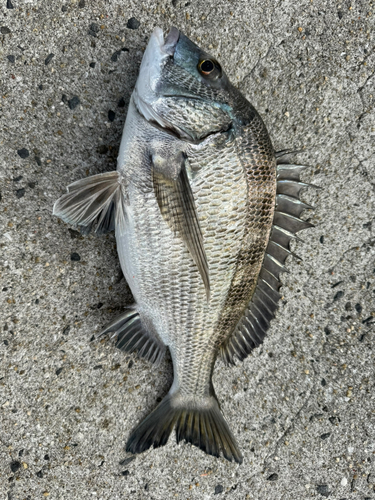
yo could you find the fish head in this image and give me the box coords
[134,27,249,141]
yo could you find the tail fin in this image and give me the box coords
[125,392,243,463]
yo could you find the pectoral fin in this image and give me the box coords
[152,154,210,297]
[53,171,126,235]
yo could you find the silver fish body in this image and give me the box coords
[53,27,314,463]
[117,96,275,391]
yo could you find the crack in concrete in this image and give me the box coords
[328,236,375,273]
[256,371,317,482]
[355,154,375,192]
[356,44,375,71]
[240,44,274,85]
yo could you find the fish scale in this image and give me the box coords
[170,138,247,396]
[216,123,276,340]
[53,27,317,464]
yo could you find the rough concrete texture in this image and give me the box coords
[1,0,374,498]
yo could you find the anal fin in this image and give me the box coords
[97,308,166,366]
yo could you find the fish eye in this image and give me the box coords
[199,60,215,75]
[198,59,222,80]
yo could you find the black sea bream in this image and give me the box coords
[53,27,315,463]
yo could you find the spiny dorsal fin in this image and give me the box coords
[220,161,319,365]
[97,307,166,366]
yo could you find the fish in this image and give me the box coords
[53,26,316,463]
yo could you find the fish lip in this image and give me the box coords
[152,26,180,57]
[163,27,180,56]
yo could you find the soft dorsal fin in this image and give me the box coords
[220,161,319,365]
[152,152,210,298]
[53,171,126,235]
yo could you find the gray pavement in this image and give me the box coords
[1,0,374,499]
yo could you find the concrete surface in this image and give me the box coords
[1,0,374,499]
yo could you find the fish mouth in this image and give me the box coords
[151,26,180,57]
[162,26,180,56]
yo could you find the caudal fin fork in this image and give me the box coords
[126,392,243,463]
